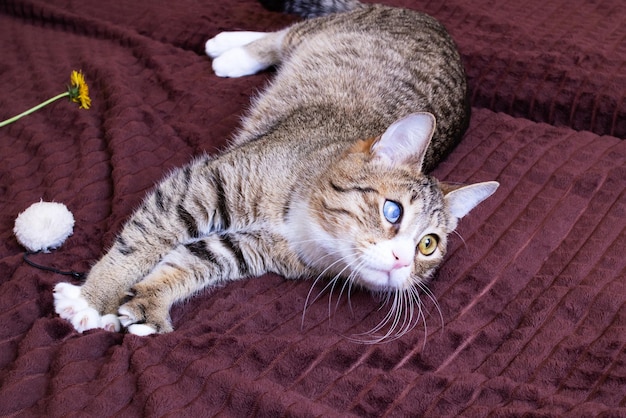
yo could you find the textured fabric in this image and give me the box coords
[0,0,625,416]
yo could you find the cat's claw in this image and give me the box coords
[118,306,157,336]
[117,306,137,328]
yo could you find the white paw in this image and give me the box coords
[54,282,100,332]
[54,282,92,322]
[212,47,267,78]
[205,31,267,58]
[128,324,157,336]
[54,282,118,333]
[54,282,89,319]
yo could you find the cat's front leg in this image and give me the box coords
[117,232,264,335]
[54,157,225,333]
[53,228,171,333]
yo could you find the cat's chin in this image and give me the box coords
[357,266,412,292]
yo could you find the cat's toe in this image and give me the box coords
[212,48,267,78]
[100,314,121,333]
[70,307,101,333]
[54,282,89,319]
[54,295,89,319]
[127,324,157,336]
[54,281,82,300]
[205,31,266,58]
[205,37,226,58]
[54,282,110,333]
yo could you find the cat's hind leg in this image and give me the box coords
[205,31,268,58]
[206,30,286,78]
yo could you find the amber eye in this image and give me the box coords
[418,234,439,256]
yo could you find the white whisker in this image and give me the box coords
[334,261,362,314]
[453,229,467,248]
[344,274,441,344]
[301,249,361,328]
[415,279,444,334]
[290,213,443,344]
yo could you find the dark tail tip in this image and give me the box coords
[258,0,287,12]
[259,0,363,18]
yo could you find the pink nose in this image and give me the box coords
[392,249,412,270]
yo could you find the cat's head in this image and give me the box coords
[294,112,499,294]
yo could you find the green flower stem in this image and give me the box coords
[0,91,70,127]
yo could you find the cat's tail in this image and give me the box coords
[258,0,365,18]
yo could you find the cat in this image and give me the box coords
[53,0,499,340]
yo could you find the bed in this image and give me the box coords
[1,0,624,415]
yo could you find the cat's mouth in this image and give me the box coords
[358,265,412,292]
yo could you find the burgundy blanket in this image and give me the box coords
[1,0,624,416]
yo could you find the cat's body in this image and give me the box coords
[54,0,498,339]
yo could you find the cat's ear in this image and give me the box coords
[443,181,499,225]
[370,112,436,169]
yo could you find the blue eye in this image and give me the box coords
[383,200,402,224]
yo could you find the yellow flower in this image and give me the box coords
[0,70,91,127]
[68,70,91,110]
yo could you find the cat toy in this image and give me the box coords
[13,200,84,278]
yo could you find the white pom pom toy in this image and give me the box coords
[14,201,75,253]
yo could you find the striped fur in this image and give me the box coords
[54,2,498,339]
[259,0,366,17]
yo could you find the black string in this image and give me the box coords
[23,251,85,280]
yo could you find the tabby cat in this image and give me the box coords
[54,0,498,340]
